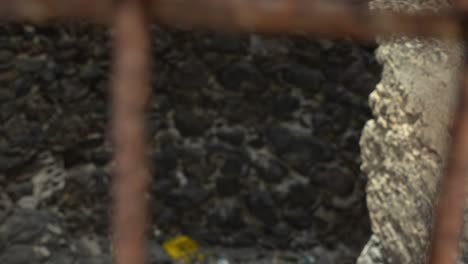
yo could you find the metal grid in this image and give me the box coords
[1,1,467,264]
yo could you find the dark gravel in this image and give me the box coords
[0,21,381,263]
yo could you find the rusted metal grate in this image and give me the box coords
[1,0,467,264]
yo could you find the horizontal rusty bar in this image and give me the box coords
[0,0,462,41]
[0,0,112,23]
[152,0,461,41]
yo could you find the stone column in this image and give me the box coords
[357,0,463,263]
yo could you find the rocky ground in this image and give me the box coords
[0,22,381,263]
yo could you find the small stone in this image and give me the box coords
[91,150,111,167]
[217,128,245,146]
[272,94,300,117]
[208,204,244,230]
[216,176,241,197]
[0,70,18,83]
[0,50,14,63]
[282,64,324,91]
[283,209,311,229]
[8,182,34,198]
[286,184,320,209]
[220,157,246,177]
[166,183,210,210]
[247,191,277,226]
[148,241,173,264]
[91,169,109,196]
[152,178,177,197]
[174,109,212,137]
[0,209,56,245]
[230,228,259,247]
[272,222,290,238]
[0,89,15,102]
[16,58,44,73]
[310,166,356,197]
[256,158,287,183]
[0,245,39,264]
[217,62,266,91]
[16,196,37,209]
[153,146,179,173]
[265,125,329,173]
[154,207,177,227]
[80,63,102,81]
[33,246,51,259]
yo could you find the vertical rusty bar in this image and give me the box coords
[110,1,152,264]
[428,32,468,264]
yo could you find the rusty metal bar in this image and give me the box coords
[427,31,468,264]
[0,0,462,41]
[0,0,112,23]
[110,0,152,264]
[151,0,461,41]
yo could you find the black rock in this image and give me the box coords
[0,89,15,103]
[283,209,311,229]
[265,125,330,173]
[155,207,177,227]
[7,182,33,199]
[286,184,320,209]
[247,191,277,226]
[272,94,300,117]
[153,146,179,173]
[216,176,241,197]
[91,169,110,196]
[174,109,212,137]
[80,63,102,81]
[217,128,245,146]
[0,50,14,63]
[271,228,292,248]
[208,204,245,230]
[91,150,112,167]
[256,158,288,183]
[183,161,214,180]
[152,177,178,197]
[173,60,209,91]
[220,157,246,177]
[230,227,259,247]
[0,154,31,173]
[272,222,290,238]
[197,34,247,53]
[0,245,40,264]
[166,183,211,210]
[16,58,44,73]
[310,166,356,197]
[217,62,266,91]
[0,209,52,247]
[281,63,324,91]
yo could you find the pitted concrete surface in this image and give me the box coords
[358,0,464,263]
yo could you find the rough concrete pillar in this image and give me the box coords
[357,0,464,263]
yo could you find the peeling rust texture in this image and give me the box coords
[0,0,462,40]
[110,0,152,264]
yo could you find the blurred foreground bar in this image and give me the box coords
[110,0,152,263]
[0,0,462,41]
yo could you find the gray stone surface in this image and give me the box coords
[358,0,463,263]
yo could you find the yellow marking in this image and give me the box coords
[163,236,201,262]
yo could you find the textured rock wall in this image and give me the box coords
[0,23,381,263]
[358,0,463,263]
